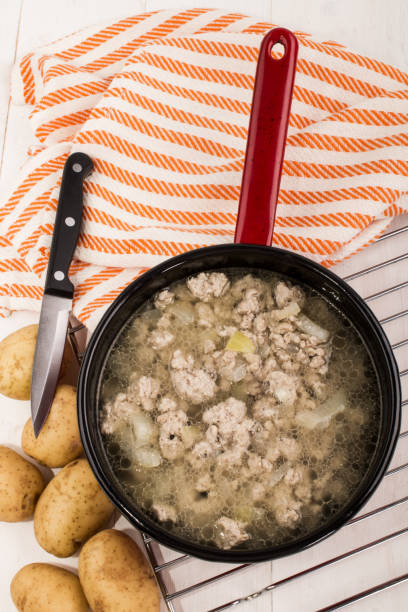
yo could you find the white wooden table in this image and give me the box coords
[1,1,408,611]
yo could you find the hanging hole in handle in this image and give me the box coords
[271,41,285,60]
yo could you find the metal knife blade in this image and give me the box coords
[31,295,71,436]
[31,152,93,437]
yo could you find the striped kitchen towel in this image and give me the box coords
[1,8,408,331]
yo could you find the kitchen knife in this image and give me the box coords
[31,152,93,437]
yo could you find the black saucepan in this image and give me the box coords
[78,28,400,563]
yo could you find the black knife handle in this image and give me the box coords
[44,152,93,298]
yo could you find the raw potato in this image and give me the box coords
[22,384,82,468]
[79,529,160,612]
[0,446,45,522]
[34,458,114,557]
[10,563,88,612]
[0,324,38,400]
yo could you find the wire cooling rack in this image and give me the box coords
[69,219,408,611]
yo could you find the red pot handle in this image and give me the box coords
[234,28,298,246]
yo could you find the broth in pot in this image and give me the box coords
[99,269,380,550]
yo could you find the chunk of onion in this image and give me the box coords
[296,390,346,429]
[130,411,156,448]
[168,300,195,324]
[274,301,301,321]
[296,314,330,343]
[134,446,162,468]
[230,363,247,382]
[268,464,288,487]
[181,425,201,449]
[274,387,293,405]
[226,330,255,353]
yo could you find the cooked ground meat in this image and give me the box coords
[186,272,230,302]
[154,289,175,310]
[101,269,380,551]
[214,516,249,549]
[152,503,177,523]
[148,329,174,350]
[128,375,160,413]
[170,352,217,405]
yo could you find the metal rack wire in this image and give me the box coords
[69,222,408,611]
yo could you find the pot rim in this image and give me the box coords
[77,243,401,563]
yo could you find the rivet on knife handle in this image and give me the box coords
[44,152,93,298]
